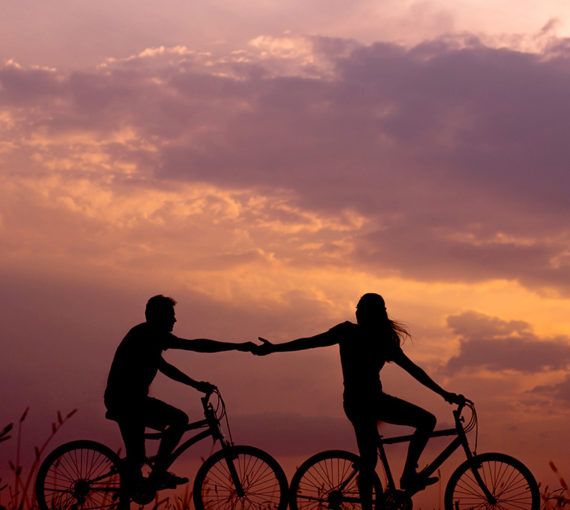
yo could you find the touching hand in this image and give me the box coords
[238,341,258,352]
[252,337,275,356]
[195,381,217,394]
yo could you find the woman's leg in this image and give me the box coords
[352,419,378,510]
[345,402,379,510]
[376,394,436,486]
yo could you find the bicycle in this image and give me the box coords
[289,399,539,510]
[36,388,288,509]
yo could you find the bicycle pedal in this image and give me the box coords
[131,488,156,505]
[149,472,189,490]
[383,489,413,510]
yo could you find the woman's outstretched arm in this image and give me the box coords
[393,350,464,403]
[255,325,344,355]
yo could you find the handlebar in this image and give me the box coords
[453,397,478,438]
[453,395,474,415]
[199,386,235,445]
[200,386,221,411]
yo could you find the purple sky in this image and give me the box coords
[1,1,570,505]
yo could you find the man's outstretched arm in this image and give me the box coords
[168,336,256,353]
[158,358,216,393]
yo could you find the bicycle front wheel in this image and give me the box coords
[290,450,383,510]
[36,440,124,510]
[193,445,288,510]
[445,452,539,510]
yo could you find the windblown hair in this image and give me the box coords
[145,294,177,321]
[386,319,411,347]
[357,292,410,348]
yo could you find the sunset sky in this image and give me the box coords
[1,0,570,505]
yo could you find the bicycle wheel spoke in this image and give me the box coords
[446,454,539,510]
[37,442,122,510]
[194,446,286,509]
[291,451,381,510]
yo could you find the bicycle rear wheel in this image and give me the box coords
[36,440,124,510]
[290,450,383,510]
[193,445,288,509]
[445,452,539,510]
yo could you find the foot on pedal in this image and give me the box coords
[400,473,439,492]
[149,470,189,489]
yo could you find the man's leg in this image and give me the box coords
[117,415,146,488]
[143,398,189,479]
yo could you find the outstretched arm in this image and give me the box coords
[158,358,216,393]
[168,336,256,353]
[256,328,341,355]
[393,351,463,403]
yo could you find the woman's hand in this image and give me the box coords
[252,337,275,356]
[443,391,467,405]
[194,381,217,394]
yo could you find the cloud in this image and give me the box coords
[532,374,570,404]
[2,35,570,297]
[444,311,570,373]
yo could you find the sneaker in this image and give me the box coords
[400,473,439,492]
[149,470,189,489]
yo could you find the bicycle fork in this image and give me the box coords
[464,458,497,505]
[221,445,246,498]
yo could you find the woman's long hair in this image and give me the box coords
[356,293,410,350]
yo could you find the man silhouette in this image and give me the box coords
[104,295,255,489]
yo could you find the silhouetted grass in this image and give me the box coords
[146,484,193,510]
[0,408,194,510]
[0,408,77,510]
[2,413,568,510]
[541,462,570,510]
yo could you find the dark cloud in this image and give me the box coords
[2,36,570,293]
[444,311,570,373]
[532,375,570,404]
[0,64,61,103]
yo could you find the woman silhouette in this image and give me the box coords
[255,293,464,510]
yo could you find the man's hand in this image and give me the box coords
[237,342,258,352]
[194,381,217,394]
[252,337,275,356]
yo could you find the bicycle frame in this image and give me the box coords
[377,403,474,492]
[37,390,288,510]
[144,393,228,470]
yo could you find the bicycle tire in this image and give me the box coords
[193,444,288,510]
[444,452,540,510]
[36,440,125,510]
[290,450,383,510]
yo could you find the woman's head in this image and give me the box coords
[356,293,388,327]
[355,292,409,345]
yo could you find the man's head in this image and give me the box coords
[145,295,177,332]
